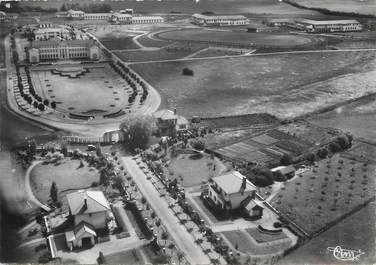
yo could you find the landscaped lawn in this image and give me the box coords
[221,229,292,256]
[270,152,376,235]
[131,50,376,119]
[30,158,99,205]
[166,153,225,187]
[31,63,129,117]
[104,248,144,264]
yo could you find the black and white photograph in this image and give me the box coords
[0,0,375,264]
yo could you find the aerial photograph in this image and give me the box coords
[0,0,375,264]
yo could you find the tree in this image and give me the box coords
[177,251,185,265]
[120,115,154,151]
[50,182,58,203]
[161,231,169,245]
[280,153,293,166]
[190,139,205,151]
[60,3,67,11]
[38,103,45,111]
[182,67,194,76]
[51,101,56,109]
[43,99,49,106]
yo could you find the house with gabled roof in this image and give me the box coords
[207,170,257,210]
[65,190,111,249]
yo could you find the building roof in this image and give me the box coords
[34,27,70,34]
[68,9,85,15]
[212,171,256,195]
[271,165,295,175]
[74,221,97,238]
[67,190,110,215]
[0,11,6,17]
[31,39,95,48]
[112,13,132,18]
[177,116,189,126]
[65,221,97,242]
[84,13,112,16]
[245,200,264,211]
[192,13,248,20]
[296,19,360,25]
[153,109,178,120]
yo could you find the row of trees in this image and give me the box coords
[15,66,57,111]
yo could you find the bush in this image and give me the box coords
[182,67,194,76]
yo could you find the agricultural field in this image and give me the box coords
[166,153,225,188]
[116,43,208,62]
[157,29,313,49]
[131,50,376,119]
[279,202,376,265]
[270,152,376,236]
[212,129,311,166]
[30,159,99,207]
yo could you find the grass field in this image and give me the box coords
[309,95,376,141]
[30,159,99,205]
[116,43,208,62]
[280,202,376,265]
[100,36,140,50]
[157,29,313,48]
[292,0,376,16]
[166,153,225,187]
[31,63,129,117]
[131,50,376,118]
[270,153,376,235]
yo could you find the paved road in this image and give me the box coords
[122,157,210,265]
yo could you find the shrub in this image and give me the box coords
[182,67,194,76]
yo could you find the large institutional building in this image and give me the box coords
[192,13,250,26]
[0,11,18,22]
[62,9,164,24]
[29,39,101,63]
[293,19,362,32]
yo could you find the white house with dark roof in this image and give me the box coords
[153,109,189,137]
[65,190,111,249]
[208,170,257,210]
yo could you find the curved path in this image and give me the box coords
[24,160,51,212]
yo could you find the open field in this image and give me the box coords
[19,0,321,15]
[131,50,376,118]
[166,153,225,187]
[309,95,376,141]
[270,152,376,236]
[100,36,140,50]
[30,159,99,205]
[116,43,208,62]
[279,202,376,265]
[292,0,376,16]
[157,29,313,48]
[31,63,129,118]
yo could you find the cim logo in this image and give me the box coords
[327,246,365,262]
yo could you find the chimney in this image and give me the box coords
[241,177,247,191]
[83,195,88,209]
[174,108,177,115]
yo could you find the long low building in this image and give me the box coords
[29,39,101,63]
[294,19,362,32]
[34,27,70,41]
[0,11,18,22]
[84,13,112,20]
[110,13,164,24]
[192,13,250,26]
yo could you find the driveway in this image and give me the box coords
[122,156,210,265]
